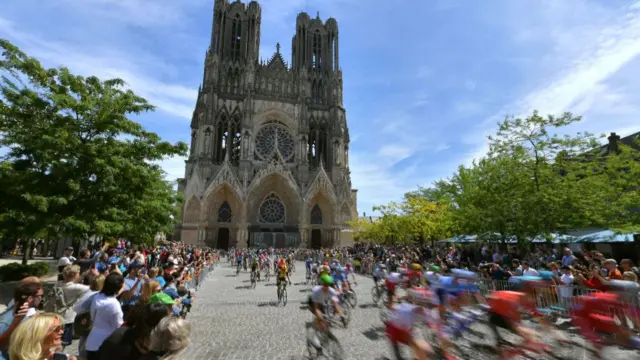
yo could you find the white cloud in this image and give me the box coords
[462,0,640,165]
[377,145,412,161]
[0,17,197,120]
[156,156,188,183]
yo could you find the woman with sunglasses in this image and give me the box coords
[8,312,77,360]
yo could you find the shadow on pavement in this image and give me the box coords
[264,283,277,287]
[294,282,307,286]
[224,274,237,277]
[299,288,311,293]
[358,303,378,309]
[235,285,251,290]
[257,301,278,307]
[362,326,385,341]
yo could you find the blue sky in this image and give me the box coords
[2,0,640,215]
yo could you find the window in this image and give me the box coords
[218,201,232,223]
[231,14,242,60]
[310,205,323,225]
[259,194,285,223]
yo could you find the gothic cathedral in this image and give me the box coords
[176,0,357,249]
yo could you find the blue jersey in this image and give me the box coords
[305,259,312,268]
[332,272,346,283]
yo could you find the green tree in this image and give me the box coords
[0,39,187,261]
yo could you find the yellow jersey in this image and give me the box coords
[278,267,288,279]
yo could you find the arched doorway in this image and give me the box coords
[311,229,322,249]
[217,228,230,250]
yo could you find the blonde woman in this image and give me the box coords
[147,316,191,360]
[8,313,77,360]
[125,280,161,325]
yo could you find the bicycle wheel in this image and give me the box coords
[322,330,346,360]
[277,285,283,303]
[371,286,381,304]
[346,290,357,308]
[282,287,288,306]
[251,274,256,289]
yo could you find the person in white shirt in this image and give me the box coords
[521,261,539,277]
[85,273,124,360]
[58,247,77,272]
[558,265,574,307]
[57,265,90,349]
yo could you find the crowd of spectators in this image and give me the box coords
[0,241,215,360]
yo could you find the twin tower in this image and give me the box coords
[178,0,356,249]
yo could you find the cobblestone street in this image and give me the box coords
[179,261,638,360]
[181,261,400,360]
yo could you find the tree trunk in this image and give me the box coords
[43,237,50,258]
[21,239,32,265]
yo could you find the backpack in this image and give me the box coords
[73,293,97,337]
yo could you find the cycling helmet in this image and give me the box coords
[430,265,441,272]
[337,266,345,273]
[320,274,334,286]
[411,263,423,271]
[345,263,351,268]
[379,264,387,269]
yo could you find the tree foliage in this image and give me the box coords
[0,39,188,253]
[352,110,640,245]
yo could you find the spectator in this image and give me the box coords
[558,266,575,307]
[603,259,623,280]
[121,262,146,319]
[57,265,91,349]
[620,259,640,278]
[98,303,170,360]
[511,259,523,276]
[0,281,44,357]
[74,275,106,360]
[75,249,97,274]
[8,313,77,360]
[148,267,166,288]
[85,273,125,360]
[126,280,162,325]
[145,316,191,360]
[58,247,77,273]
[522,261,540,277]
[561,248,575,267]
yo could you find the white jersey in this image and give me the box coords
[373,268,388,278]
[310,285,340,304]
[387,272,403,284]
[387,302,429,330]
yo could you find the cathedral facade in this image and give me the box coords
[176,0,357,249]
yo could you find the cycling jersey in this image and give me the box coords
[387,302,428,330]
[305,259,312,269]
[277,267,288,278]
[310,285,340,304]
[373,268,388,278]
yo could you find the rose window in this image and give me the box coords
[254,123,295,161]
[259,194,285,223]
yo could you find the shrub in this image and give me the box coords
[0,262,50,282]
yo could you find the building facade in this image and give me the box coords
[176,0,357,249]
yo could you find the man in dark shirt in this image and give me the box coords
[74,249,96,274]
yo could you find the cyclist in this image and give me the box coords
[332,266,348,293]
[385,272,405,309]
[344,263,357,286]
[571,279,640,349]
[276,263,292,294]
[250,257,260,281]
[305,257,313,276]
[385,299,434,360]
[407,263,424,287]
[236,253,243,274]
[373,263,388,286]
[308,274,347,328]
[486,276,552,356]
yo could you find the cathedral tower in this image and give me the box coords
[177,0,357,250]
